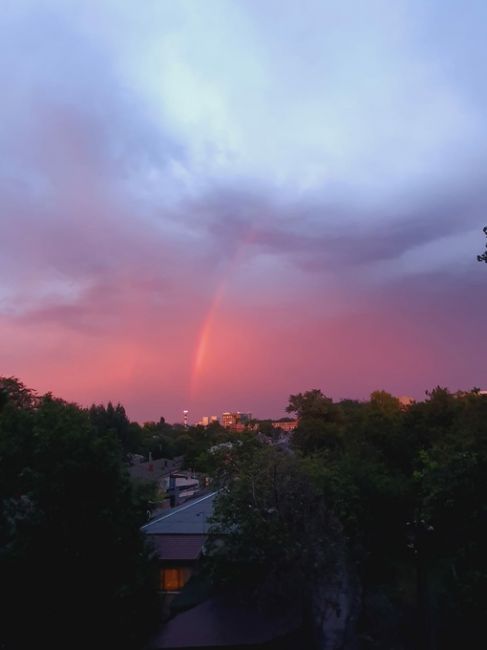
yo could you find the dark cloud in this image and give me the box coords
[187,181,487,272]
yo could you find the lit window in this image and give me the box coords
[160,568,185,592]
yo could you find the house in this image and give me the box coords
[165,473,201,505]
[271,419,298,433]
[142,492,217,597]
[142,491,303,649]
[128,457,181,484]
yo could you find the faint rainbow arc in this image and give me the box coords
[189,228,257,402]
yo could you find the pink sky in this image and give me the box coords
[1,1,486,422]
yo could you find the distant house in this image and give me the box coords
[128,457,180,483]
[271,419,298,433]
[129,459,191,518]
[164,473,201,505]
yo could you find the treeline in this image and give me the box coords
[205,388,487,650]
[0,377,263,650]
[88,401,244,467]
[0,377,160,650]
[2,377,486,649]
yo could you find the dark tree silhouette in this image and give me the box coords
[0,378,159,650]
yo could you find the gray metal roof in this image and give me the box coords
[142,492,217,535]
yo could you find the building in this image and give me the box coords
[165,473,200,505]
[142,492,217,599]
[143,491,303,649]
[128,457,179,483]
[271,419,298,432]
[198,415,219,426]
[221,411,252,429]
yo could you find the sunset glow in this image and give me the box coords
[1,1,486,421]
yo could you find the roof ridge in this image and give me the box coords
[141,491,218,531]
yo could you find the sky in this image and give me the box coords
[1,0,486,422]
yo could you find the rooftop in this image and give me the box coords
[142,492,217,535]
[128,457,178,482]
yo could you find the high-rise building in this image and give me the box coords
[222,412,252,429]
[198,415,219,427]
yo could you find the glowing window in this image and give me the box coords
[161,568,185,592]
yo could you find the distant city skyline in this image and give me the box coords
[1,1,486,422]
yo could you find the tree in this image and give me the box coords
[206,446,343,627]
[0,379,159,650]
[413,392,487,649]
[0,376,39,410]
[287,390,343,455]
[287,389,337,420]
[88,401,150,460]
[477,226,487,262]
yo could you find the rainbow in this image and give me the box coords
[189,226,257,402]
[189,279,226,399]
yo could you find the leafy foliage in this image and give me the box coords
[2,378,487,649]
[287,389,343,455]
[206,445,342,613]
[0,378,159,650]
[207,387,487,648]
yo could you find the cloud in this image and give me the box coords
[186,179,487,275]
[1,0,486,421]
[0,3,195,320]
